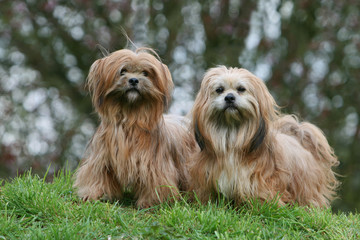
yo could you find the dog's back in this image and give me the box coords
[276,115,340,201]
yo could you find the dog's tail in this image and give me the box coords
[277,115,340,199]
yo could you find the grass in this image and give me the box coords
[0,170,359,239]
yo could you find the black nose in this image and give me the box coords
[128,78,139,86]
[224,93,236,103]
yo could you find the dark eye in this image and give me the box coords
[216,87,224,94]
[142,71,149,76]
[237,86,246,92]
[120,69,127,76]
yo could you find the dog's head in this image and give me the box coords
[192,66,278,153]
[87,48,173,123]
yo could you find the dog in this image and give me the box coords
[73,47,195,208]
[189,66,339,207]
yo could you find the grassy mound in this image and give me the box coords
[0,170,359,239]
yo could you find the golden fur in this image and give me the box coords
[189,66,339,207]
[73,48,195,208]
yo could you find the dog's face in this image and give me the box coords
[117,65,153,103]
[192,66,278,152]
[87,48,173,119]
[205,68,260,124]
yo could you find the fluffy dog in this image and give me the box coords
[74,47,195,208]
[189,66,339,207]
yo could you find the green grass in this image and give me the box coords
[0,170,359,239]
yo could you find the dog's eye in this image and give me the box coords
[120,69,127,76]
[237,86,246,92]
[142,71,149,76]
[216,87,224,94]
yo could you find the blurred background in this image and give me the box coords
[0,0,359,212]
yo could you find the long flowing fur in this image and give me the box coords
[74,48,195,208]
[189,66,339,207]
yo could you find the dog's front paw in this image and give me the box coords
[79,189,104,202]
[136,199,154,209]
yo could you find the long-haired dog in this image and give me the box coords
[73,47,195,208]
[189,66,339,207]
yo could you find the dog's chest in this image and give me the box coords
[112,127,167,181]
[217,154,254,199]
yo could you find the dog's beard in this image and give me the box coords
[210,101,256,129]
[105,83,151,107]
[223,104,243,123]
[125,88,141,103]
[210,108,242,128]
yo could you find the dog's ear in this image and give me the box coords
[249,117,266,153]
[87,59,105,108]
[160,63,174,111]
[194,121,205,151]
[249,74,279,122]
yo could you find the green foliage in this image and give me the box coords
[0,171,359,239]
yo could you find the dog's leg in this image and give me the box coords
[136,186,179,209]
[135,167,180,208]
[74,161,122,201]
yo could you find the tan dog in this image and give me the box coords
[74,48,195,208]
[189,66,339,207]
